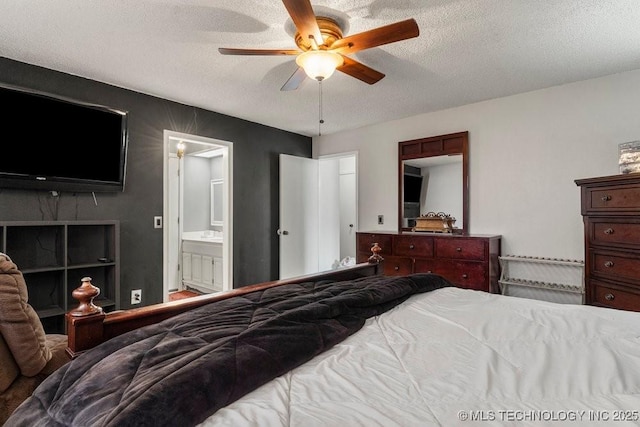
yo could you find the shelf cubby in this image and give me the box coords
[0,220,120,334]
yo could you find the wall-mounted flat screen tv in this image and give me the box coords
[403,174,423,203]
[0,84,128,192]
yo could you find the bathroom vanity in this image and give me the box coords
[181,231,223,293]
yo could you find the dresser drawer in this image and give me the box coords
[435,238,485,261]
[577,175,640,312]
[382,256,413,276]
[393,235,434,257]
[357,233,393,257]
[415,259,487,291]
[590,220,640,249]
[591,250,640,284]
[585,184,640,212]
[591,280,640,312]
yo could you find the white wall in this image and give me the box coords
[183,156,212,232]
[422,162,463,222]
[314,69,640,260]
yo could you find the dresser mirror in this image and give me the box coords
[398,131,469,234]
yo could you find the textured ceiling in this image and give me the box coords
[1,0,639,137]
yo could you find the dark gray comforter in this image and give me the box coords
[7,273,451,426]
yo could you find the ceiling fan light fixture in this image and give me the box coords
[296,50,343,81]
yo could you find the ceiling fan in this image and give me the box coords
[218,0,420,91]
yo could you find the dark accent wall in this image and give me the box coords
[0,57,311,307]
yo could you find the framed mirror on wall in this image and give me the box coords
[398,131,469,234]
[210,179,223,226]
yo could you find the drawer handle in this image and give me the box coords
[604,261,614,268]
[601,195,611,202]
[604,228,614,235]
[462,274,468,279]
[456,247,462,252]
[409,244,415,249]
[605,293,615,301]
[394,266,400,271]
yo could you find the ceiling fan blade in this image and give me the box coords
[329,18,419,54]
[281,0,323,49]
[281,67,307,91]
[337,56,385,85]
[218,47,300,56]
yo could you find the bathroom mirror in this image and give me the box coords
[210,179,223,226]
[398,131,469,234]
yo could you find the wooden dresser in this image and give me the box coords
[356,232,501,293]
[576,174,640,312]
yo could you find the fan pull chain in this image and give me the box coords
[318,81,322,136]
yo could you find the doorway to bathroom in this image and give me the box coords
[163,130,233,302]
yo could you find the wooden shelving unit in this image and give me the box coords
[0,220,120,333]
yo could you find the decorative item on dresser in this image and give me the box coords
[576,173,640,312]
[356,232,501,293]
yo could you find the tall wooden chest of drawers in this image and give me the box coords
[576,174,640,312]
[356,232,501,293]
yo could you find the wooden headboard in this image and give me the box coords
[66,258,383,358]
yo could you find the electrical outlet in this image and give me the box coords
[131,289,142,305]
[378,214,384,225]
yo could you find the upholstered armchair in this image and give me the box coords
[0,253,70,424]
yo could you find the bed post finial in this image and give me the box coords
[368,242,384,264]
[69,277,104,317]
[66,277,106,358]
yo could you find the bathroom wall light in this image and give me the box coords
[176,141,185,159]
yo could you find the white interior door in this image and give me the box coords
[279,153,356,279]
[167,154,181,292]
[340,171,357,258]
[279,154,319,279]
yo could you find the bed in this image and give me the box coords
[6,260,640,426]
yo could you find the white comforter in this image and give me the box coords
[199,287,640,426]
